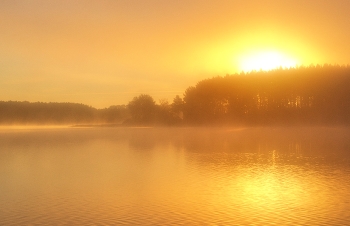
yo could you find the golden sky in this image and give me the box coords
[1,0,350,108]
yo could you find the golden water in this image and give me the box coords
[1,127,349,225]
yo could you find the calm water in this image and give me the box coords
[1,127,350,225]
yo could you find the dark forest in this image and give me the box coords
[1,65,349,126]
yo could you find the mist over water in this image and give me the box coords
[1,127,350,225]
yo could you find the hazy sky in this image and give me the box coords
[1,0,350,108]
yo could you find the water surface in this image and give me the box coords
[1,127,350,225]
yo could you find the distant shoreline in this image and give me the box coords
[71,123,124,128]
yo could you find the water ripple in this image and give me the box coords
[1,127,350,225]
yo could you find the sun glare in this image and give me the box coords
[239,51,298,72]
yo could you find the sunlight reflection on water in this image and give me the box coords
[0,127,349,225]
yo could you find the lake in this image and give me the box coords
[1,127,350,225]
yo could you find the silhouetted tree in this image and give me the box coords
[171,95,184,121]
[155,99,174,125]
[98,105,129,123]
[182,65,350,125]
[127,94,156,124]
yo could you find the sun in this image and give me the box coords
[238,50,298,72]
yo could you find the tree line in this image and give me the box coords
[182,65,350,125]
[1,64,349,126]
[0,101,128,125]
